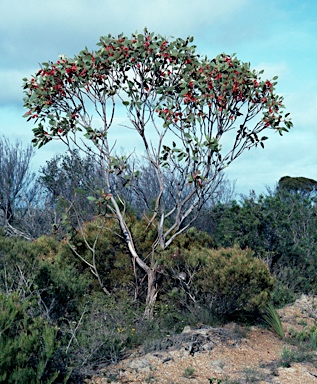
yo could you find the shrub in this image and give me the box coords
[279,347,313,367]
[0,292,70,384]
[198,246,275,315]
[162,245,275,317]
[0,234,92,323]
[65,217,134,295]
[66,294,135,368]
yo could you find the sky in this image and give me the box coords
[0,0,316,196]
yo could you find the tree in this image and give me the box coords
[39,150,105,229]
[23,29,292,317]
[0,137,40,238]
[278,176,317,198]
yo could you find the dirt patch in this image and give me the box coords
[85,296,317,383]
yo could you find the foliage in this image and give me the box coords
[262,302,284,338]
[22,29,292,316]
[160,242,275,317]
[278,176,317,197]
[72,298,131,367]
[279,346,313,368]
[288,324,317,350]
[197,189,317,306]
[0,292,70,384]
[182,367,195,378]
[65,217,135,296]
[194,246,275,315]
[0,234,92,322]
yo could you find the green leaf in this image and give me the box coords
[177,153,185,161]
[87,196,96,201]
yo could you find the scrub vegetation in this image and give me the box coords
[2,30,315,382]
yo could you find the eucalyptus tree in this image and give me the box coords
[23,29,292,317]
[278,176,317,198]
[0,137,41,238]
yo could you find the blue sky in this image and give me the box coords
[0,0,316,195]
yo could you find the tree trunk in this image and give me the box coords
[143,269,158,320]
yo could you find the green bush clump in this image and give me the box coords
[288,324,317,350]
[280,346,313,367]
[0,234,92,322]
[0,292,70,384]
[196,191,317,307]
[162,243,275,317]
[196,246,275,315]
[66,217,134,294]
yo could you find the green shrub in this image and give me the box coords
[280,346,313,367]
[271,281,299,308]
[68,294,137,369]
[0,236,42,298]
[0,292,70,384]
[162,245,275,317]
[197,246,275,315]
[35,244,92,321]
[66,217,134,295]
[288,324,317,350]
[0,235,92,323]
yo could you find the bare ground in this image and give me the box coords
[85,295,317,383]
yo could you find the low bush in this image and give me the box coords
[0,292,70,384]
[279,346,313,367]
[161,244,275,318]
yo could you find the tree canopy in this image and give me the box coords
[278,176,317,196]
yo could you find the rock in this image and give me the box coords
[202,342,214,351]
[182,325,192,333]
[128,358,151,369]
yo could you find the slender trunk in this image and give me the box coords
[143,269,158,320]
[109,196,160,317]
